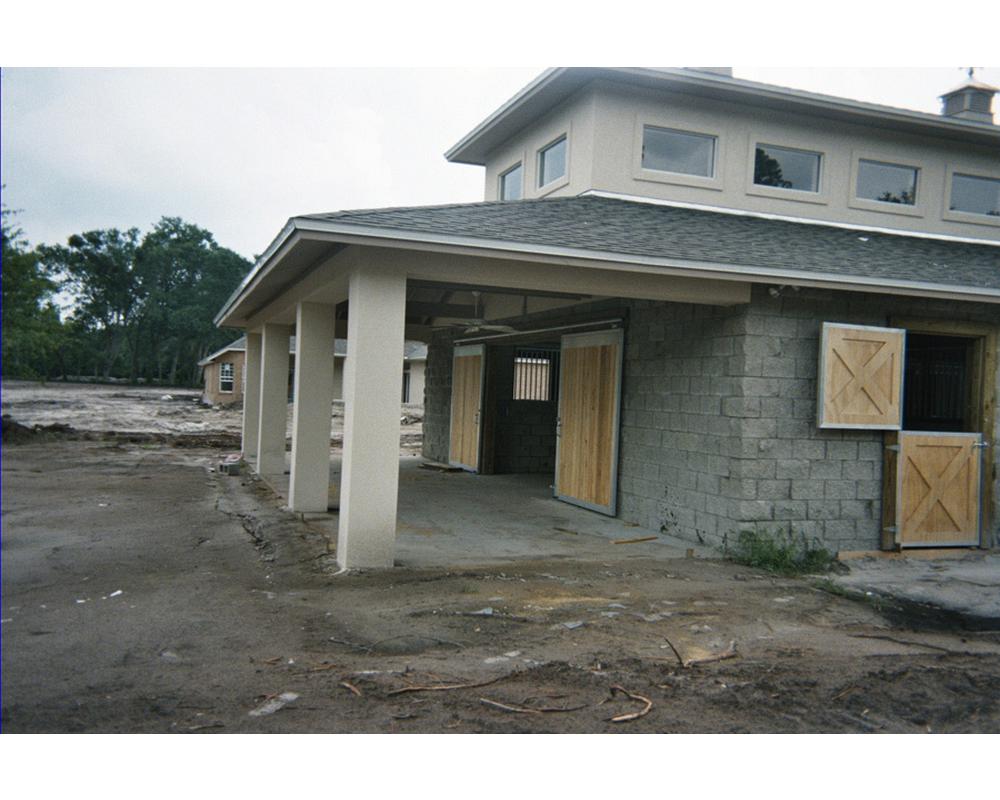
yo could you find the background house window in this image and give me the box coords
[641,126,715,177]
[513,348,559,401]
[401,362,411,403]
[857,159,918,205]
[950,173,1000,216]
[537,137,567,188]
[499,163,523,201]
[219,362,234,393]
[754,144,821,192]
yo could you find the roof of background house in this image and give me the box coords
[298,195,1000,295]
[445,68,1000,165]
[199,336,427,367]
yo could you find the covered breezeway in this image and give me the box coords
[215,208,751,570]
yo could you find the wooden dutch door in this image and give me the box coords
[886,432,983,548]
[819,322,993,550]
[449,344,484,471]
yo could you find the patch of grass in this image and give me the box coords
[725,527,836,576]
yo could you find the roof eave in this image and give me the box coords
[446,67,1000,165]
[216,214,1000,328]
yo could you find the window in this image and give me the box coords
[754,144,821,192]
[499,163,523,201]
[537,136,567,188]
[641,126,715,177]
[513,348,559,401]
[856,159,918,205]
[950,173,1000,217]
[401,362,411,404]
[219,362,234,393]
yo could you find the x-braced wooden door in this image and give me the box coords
[449,344,484,472]
[883,431,985,548]
[554,329,623,515]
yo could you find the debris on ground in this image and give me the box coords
[607,685,653,723]
[248,691,300,717]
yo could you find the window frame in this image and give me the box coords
[499,161,524,202]
[536,134,569,194]
[942,165,1000,228]
[747,139,826,204]
[633,115,724,191]
[219,361,235,394]
[848,150,925,218]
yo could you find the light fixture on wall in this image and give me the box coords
[768,285,801,298]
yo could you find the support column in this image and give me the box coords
[289,302,336,512]
[256,322,292,476]
[337,262,407,569]
[241,332,262,460]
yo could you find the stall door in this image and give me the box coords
[449,345,484,471]
[555,330,623,515]
[884,431,983,548]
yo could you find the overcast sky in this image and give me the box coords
[3,67,998,260]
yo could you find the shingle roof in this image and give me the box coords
[300,195,1000,293]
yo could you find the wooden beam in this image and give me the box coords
[407,279,590,301]
[405,301,477,319]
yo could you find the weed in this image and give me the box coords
[724,527,836,576]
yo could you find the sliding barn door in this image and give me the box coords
[884,431,983,548]
[555,330,623,515]
[449,345,484,471]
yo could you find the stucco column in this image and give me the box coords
[241,332,262,460]
[289,302,336,512]
[256,322,292,476]
[337,262,407,569]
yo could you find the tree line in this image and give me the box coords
[2,205,251,387]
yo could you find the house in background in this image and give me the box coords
[198,336,426,407]
[214,67,1000,570]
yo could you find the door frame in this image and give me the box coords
[448,344,486,472]
[554,328,625,516]
[889,317,997,545]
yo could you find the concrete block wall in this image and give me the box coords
[422,329,455,464]
[495,401,558,474]
[732,284,1000,552]
[618,300,747,546]
[422,288,999,553]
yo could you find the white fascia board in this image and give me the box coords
[213,219,298,326]
[625,68,1000,142]
[583,190,1000,248]
[198,342,247,367]
[446,67,1000,164]
[444,68,563,163]
[218,215,1000,326]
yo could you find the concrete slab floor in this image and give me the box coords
[257,454,712,567]
[830,552,1000,628]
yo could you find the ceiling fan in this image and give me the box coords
[433,291,519,335]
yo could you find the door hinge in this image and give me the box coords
[885,445,900,452]
[972,441,990,449]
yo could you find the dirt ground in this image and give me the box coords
[0,380,424,453]
[3,383,1000,733]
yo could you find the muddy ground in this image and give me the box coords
[3,384,1000,733]
[0,380,424,454]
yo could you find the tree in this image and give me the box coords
[22,215,250,386]
[38,228,142,378]
[133,217,250,385]
[1,204,63,378]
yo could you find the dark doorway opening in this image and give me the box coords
[902,333,975,432]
